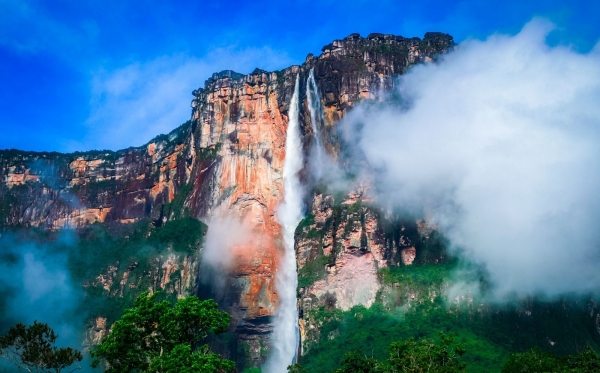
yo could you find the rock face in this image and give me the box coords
[0,137,193,229]
[0,32,453,368]
[294,189,440,354]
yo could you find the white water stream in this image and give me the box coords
[264,74,304,373]
[306,68,325,179]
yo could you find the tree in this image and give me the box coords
[0,321,82,373]
[568,347,600,373]
[91,291,234,373]
[501,348,566,373]
[502,347,600,373]
[334,351,379,373]
[381,332,466,373]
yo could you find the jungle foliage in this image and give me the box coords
[91,291,234,373]
[300,263,600,373]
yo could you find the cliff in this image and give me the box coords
[0,31,454,368]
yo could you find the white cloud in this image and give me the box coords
[78,47,292,151]
[340,19,600,300]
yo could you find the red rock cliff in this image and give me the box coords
[0,32,453,367]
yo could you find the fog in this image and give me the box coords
[340,19,600,300]
[201,216,252,270]
[199,216,252,294]
[0,233,91,371]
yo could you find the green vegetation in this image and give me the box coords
[0,321,83,373]
[295,214,315,236]
[296,332,466,373]
[287,364,307,373]
[91,291,234,373]
[298,254,331,289]
[218,185,237,205]
[382,333,466,372]
[0,187,18,225]
[148,120,191,148]
[65,217,207,324]
[242,367,262,373]
[332,351,378,373]
[375,44,409,59]
[162,182,193,219]
[300,263,600,373]
[379,261,456,288]
[197,143,222,161]
[85,179,117,201]
[501,347,600,372]
[153,217,207,253]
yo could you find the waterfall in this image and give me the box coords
[306,68,325,179]
[264,74,304,373]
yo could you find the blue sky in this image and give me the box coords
[0,0,598,152]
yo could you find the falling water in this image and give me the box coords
[306,68,325,179]
[264,74,304,373]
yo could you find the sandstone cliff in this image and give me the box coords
[0,31,454,368]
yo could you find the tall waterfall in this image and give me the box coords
[306,68,325,179]
[265,74,304,373]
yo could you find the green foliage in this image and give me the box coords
[568,347,600,372]
[85,179,117,201]
[302,302,488,373]
[501,347,600,373]
[152,217,207,254]
[0,321,83,373]
[65,218,206,325]
[91,291,234,373]
[217,185,237,205]
[68,221,153,281]
[301,261,600,373]
[297,254,330,289]
[334,351,379,373]
[379,262,456,288]
[148,121,191,148]
[0,184,30,226]
[295,214,315,236]
[501,349,565,373]
[197,143,222,161]
[382,333,466,373]
[163,182,193,219]
[242,368,262,373]
[148,344,233,373]
[287,363,308,373]
[415,230,450,265]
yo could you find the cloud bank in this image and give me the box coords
[341,19,600,300]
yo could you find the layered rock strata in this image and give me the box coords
[0,32,454,368]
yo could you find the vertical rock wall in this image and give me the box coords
[0,32,454,368]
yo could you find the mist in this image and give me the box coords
[0,232,90,371]
[201,216,252,270]
[340,19,600,300]
[199,216,253,295]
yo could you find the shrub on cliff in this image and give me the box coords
[90,291,234,373]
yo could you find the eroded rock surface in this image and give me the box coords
[0,32,453,368]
